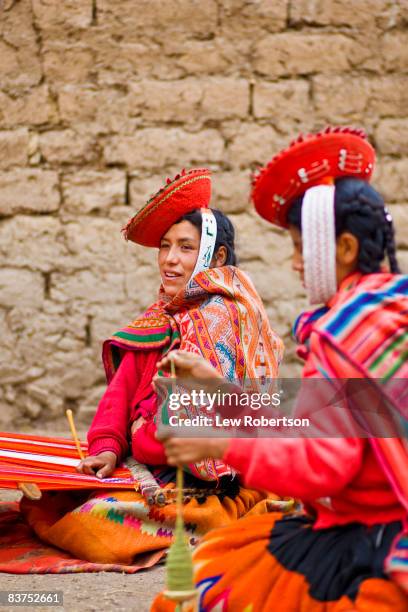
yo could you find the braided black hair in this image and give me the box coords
[176,208,237,266]
[287,178,400,274]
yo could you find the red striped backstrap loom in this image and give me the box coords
[0,432,136,491]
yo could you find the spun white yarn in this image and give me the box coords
[302,185,337,305]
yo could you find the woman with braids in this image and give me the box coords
[20,169,283,568]
[152,130,408,610]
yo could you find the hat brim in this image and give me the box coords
[252,128,376,229]
[124,169,212,247]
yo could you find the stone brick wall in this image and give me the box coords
[1,0,407,429]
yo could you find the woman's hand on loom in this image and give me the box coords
[161,436,229,466]
[76,451,117,479]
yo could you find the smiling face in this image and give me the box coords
[158,220,201,297]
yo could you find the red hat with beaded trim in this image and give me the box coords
[251,126,376,229]
[123,168,212,247]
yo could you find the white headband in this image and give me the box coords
[186,209,217,292]
[301,184,337,304]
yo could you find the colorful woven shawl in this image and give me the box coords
[295,272,408,587]
[104,266,283,383]
[294,273,407,442]
[294,272,408,383]
[103,266,283,481]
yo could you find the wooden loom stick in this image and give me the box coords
[66,409,85,460]
[14,435,42,500]
[17,482,42,500]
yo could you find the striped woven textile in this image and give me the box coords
[307,272,408,519]
[0,433,136,491]
[321,274,408,380]
[293,271,408,506]
[295,272,408,382]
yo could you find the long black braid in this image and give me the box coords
[287,178,400,274]
[383,209,400,274]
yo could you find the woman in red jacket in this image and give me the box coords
[154,129,408,610]
[20,168,283,566]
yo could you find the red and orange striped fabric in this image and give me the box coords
[0,432,136,491]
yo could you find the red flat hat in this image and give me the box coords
[251,127,376,229]
[123,168,212,247]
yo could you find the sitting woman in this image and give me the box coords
[20,168,284,567]
[153,131,408,610]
